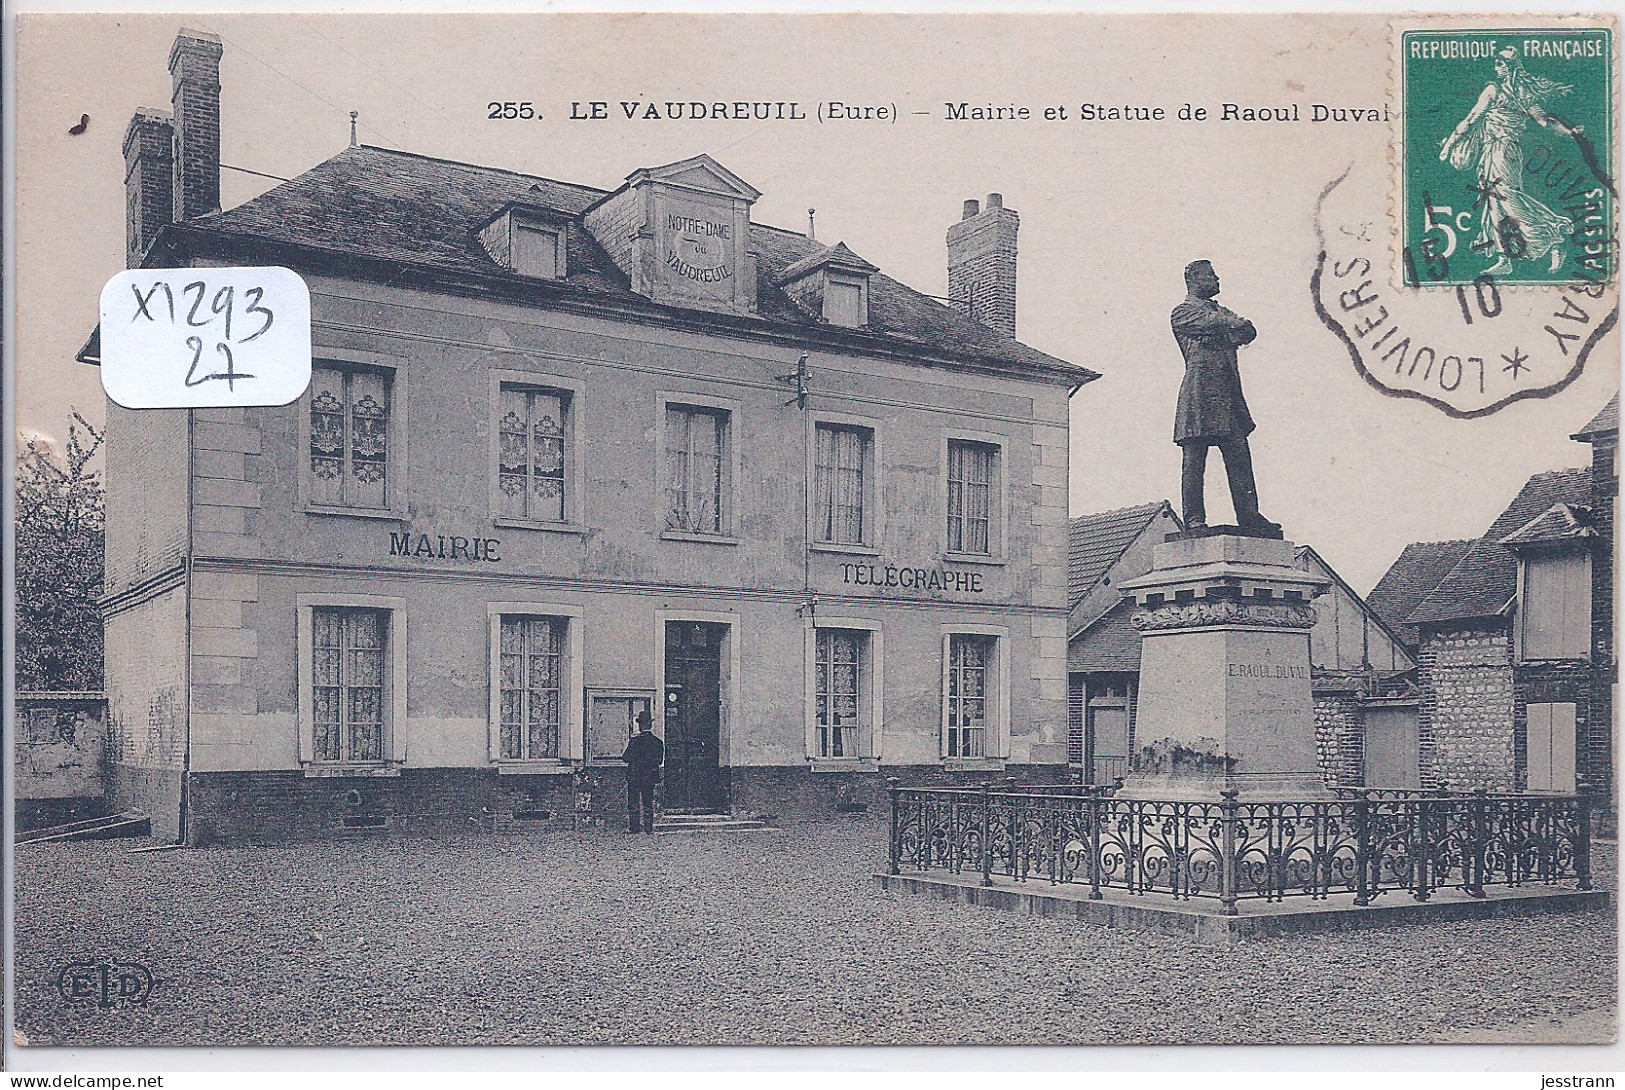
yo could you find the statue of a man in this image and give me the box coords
[1170,260,1280,536]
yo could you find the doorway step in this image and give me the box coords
[656,811,771,834]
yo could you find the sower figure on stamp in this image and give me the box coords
[622,711,664,835]
[1171,260,1281,537]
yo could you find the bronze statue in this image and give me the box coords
[1170,260,1280,536]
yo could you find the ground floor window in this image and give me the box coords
[312,607,388,764]
[498,616,566,760]
[815,628,869,758]
[946,634,996,758]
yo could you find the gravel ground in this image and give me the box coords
[13,820,1616,1048]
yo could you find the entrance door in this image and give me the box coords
[1364,705,1421,789]
[663,621,728,811]
[1087,702,1129,786]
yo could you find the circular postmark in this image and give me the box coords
[1314,162,1616,418]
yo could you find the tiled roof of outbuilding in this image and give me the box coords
[1572,393,1618,440]
[1365,539,1475,647]
[1067,500,1173,610]
[1067,598,1142,673]
[1407,468,1592,626]
[1498,503,1597,549]
[174,145,1092,379]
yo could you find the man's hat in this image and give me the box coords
[635,710,653,729]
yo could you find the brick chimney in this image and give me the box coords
[122,108,174,267]
[946,192,1019,337]
[169,29,224,222]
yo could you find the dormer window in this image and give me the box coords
[476,204,569,280]
[513,223,562,279]
[775,242,877,329]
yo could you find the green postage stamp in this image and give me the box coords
[1400,26,1614,288]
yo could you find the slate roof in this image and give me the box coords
[1067,598,1142,673]
[1572,393,1619,441]
[168,144,1092,380]
[1067,500,1173,610]
[1365,539,1475,647]
[1407,468,1592,626]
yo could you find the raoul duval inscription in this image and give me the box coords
[1226,662,1309,679]
[839,562,984,593]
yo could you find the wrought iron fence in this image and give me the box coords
[887,782,1592,915]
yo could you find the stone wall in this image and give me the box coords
[1313,690,1363,788]
[1417,622,1515,791]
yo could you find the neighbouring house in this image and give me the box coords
[84,30,1097,844]
[1379,393,1615,822]
[1065,501,1413,786]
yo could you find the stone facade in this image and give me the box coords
[1312,688,1364,788]
[1416,623,1516,791]
[100,34,1091,845]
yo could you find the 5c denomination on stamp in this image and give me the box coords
[1399,27,1614,289]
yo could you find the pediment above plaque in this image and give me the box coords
[583,154,761,316]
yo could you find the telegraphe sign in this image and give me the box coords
[838,562,985,594]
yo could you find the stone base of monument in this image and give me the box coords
[874,871,1611,947]
[1114,533,1332,801]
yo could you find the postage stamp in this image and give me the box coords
[1398,26,1615,289]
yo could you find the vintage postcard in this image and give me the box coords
[7,7,1619,1061]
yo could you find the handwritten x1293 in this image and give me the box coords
[99,266,313,410]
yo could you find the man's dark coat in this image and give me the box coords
[1171,295,1257,443]
[622,730,664,786]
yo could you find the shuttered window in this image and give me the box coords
[310,367,390,508]
[1526,702,1578,793]
[1520,553,1591,660]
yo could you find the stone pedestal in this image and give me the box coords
[1114,534,1332,800]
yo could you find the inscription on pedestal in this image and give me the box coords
[1226,662,1309,680]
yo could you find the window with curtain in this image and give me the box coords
[311,607,387,764]
[814,628,867,758]
[498,616,564,760]
[947,440,996,555]
[310,366,391,508]
[666,406,728,534]
[815,424,870,545]
[498,387,569,522]
[946,634,995,758]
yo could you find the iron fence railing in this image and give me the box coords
[886,782,1592,915]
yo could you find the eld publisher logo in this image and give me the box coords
[54,960,161,1009]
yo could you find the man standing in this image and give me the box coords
[622,711,664,835]
[1170,260,1280,535]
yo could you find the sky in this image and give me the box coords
[13,11,1620,593]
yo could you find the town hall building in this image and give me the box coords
[90,30,1095,842]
